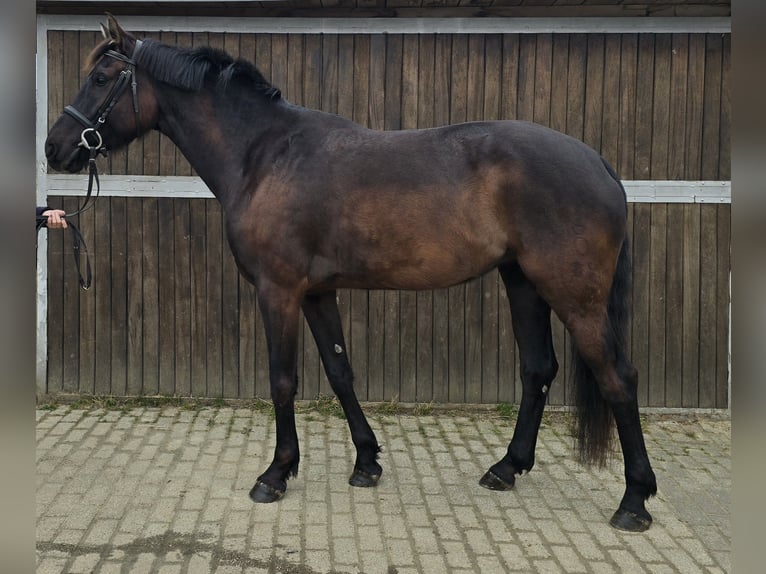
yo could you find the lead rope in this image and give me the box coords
[38,131,103,290]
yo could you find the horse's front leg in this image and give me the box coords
[249,283,303,503]
[302,291,382,486]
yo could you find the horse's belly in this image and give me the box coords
[324,241,509,291]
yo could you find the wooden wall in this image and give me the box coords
[44,30,731,407]
[48,30,731,180]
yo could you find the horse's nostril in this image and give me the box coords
[45,140,57,160]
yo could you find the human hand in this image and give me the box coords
[42,209,67,229]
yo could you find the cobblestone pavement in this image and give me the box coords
[36,406,730,573]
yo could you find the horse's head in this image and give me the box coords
[45,14,157,172]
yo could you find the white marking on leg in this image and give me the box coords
[542,385,549,395]
[334,344,343,354]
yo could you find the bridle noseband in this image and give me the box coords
[63,39,144,156]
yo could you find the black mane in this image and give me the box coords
[135,39,281,99]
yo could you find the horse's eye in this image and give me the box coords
[94,74,108,87]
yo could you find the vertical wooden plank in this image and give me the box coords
[286,33,304,105]
[635,34,654,180]
[549,34,568,134]
[61,31,79,107]
[448,34,468,403]
[157,198,175,396]
[254,294,269,400]
[221,251,240,399]
[173,200,192,397]
[61,196,80,394]
[321,34,339,115]
[647,204,667,407]
[189,199,207,397]
[93,198,111,395]
[664,204,684,407]
[533,33,551,127]
[701,33,722,181]
[126,199,144,395]
[271,34,288,102]
[565,33,586,142]
[141,198,159,396]
[601,34,621,170]
[255,33,271,82]
[110,197,128,396]
[651,34,671,179]
[416,34,435,402]
[716,205,730,408]
[239,275,257,399]
[583,34,604,154]
[668,33,689,180]
[698,205,718,408]
[618,33,637,180]
[205,200,223,398]
[500,34,519,122]
[685,34,705,180]
[682,204,700,407]
[631,204,651,407]
[47,31,64,134]
[719,33,731,180]
[205,35,225,398]
[516,34,536,123]
[432,34,451,402]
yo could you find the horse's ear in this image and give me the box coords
[100,23,109,41]
[104,13,126,45]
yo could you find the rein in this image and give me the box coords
[46,40,144,290]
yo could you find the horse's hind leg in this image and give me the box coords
[567,313,657,531]
[480,262,558,490]
[302,291,382,487]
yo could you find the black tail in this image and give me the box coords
[571,231,631,468]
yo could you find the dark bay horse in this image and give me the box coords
[45,16,656,532]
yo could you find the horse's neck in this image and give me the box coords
[155,87,281,208]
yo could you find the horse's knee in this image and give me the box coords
[271,374,298,407]
[520,357,559,395]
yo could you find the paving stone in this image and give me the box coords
[35,409,730,574]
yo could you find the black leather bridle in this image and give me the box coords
[40,40,144,290]
[63,40,144,157]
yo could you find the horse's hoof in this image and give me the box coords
[349,467,381,488]
[249,480,284,503]
[479,470,515,491]
[609,508,652,532]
